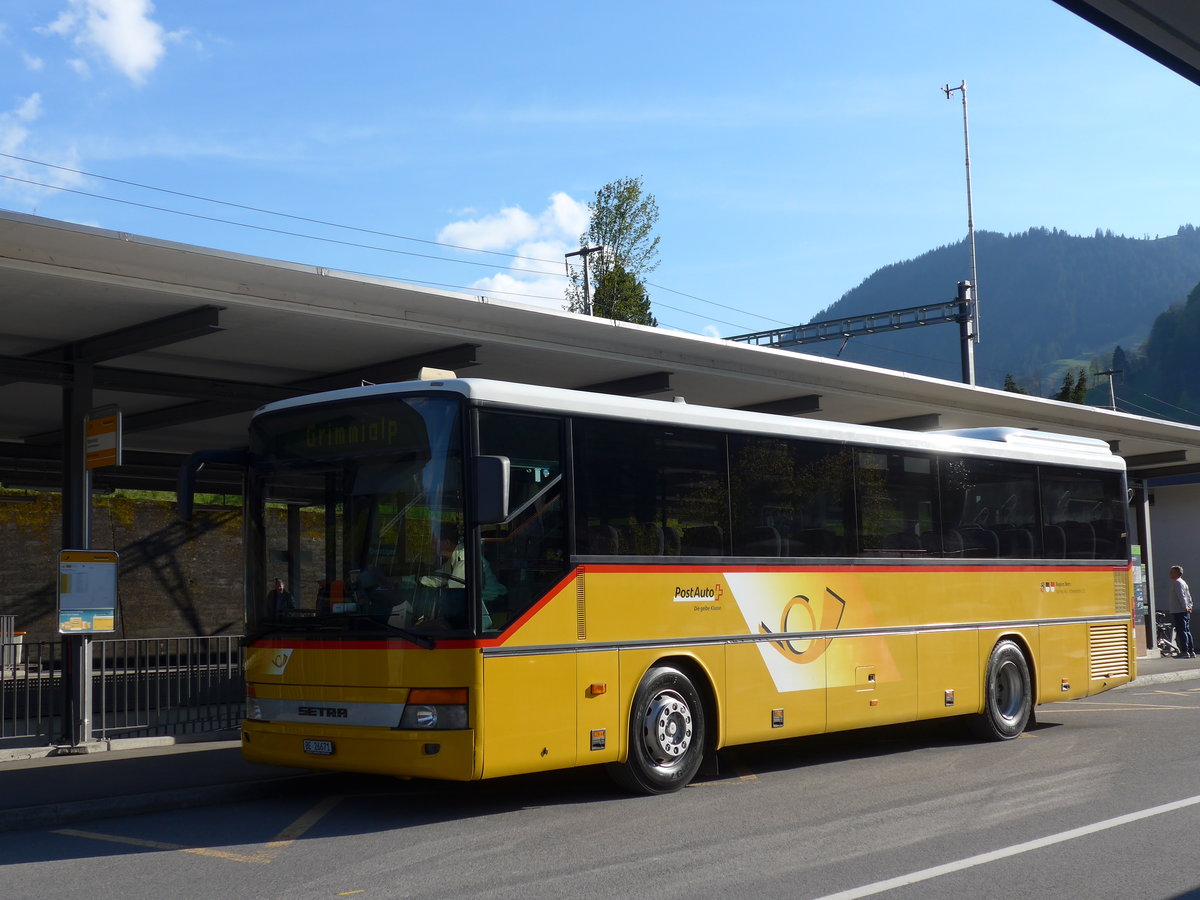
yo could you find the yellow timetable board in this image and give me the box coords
[58,550,119,634]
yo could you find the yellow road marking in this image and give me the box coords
[54,794,345,866]
[54,828,271,864]
[261,794,344,854]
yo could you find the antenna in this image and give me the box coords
[943,80,979,349]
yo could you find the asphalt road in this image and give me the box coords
[5,677,1200,900]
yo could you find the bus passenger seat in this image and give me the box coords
[682,525,724,556]
[743,525,782,557]
[999,528,1034,559]
[1061,521,1096,559]
[664,526,682,556]
[958,525,998,558]
[619,523,665,556]
[587,525,620,555]
[882,531,923,555]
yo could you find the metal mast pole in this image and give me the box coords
[943,80,979,344]
[566,245,602,316]
[1098,368,1123,410]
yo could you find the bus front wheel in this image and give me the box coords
[611,666,706,794]
[973,640,1032,741]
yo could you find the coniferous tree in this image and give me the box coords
[1003,373,1028,394]
[591,264,657,326]
[1071,369,1090,404]
[1054,370,1077,402]
[1111,346,1129,382]
[566,176,661,326]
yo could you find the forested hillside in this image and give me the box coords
[797,226,1200,395]
[1118,281,1200,424]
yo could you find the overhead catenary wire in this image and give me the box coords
[0,153,792,331]
[0,163,1110,380]
[11,154,1177,404]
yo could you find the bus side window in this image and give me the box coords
[478,411,566,630]
[940,457,1040,560]
[1039,467,1128,561]
[855,450,938,557]
[574,417,728,559]
[729,434,852,559]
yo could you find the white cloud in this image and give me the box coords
[545,190,590,237]
[43,0,173,84]
[469,271,572,308]
[23,53,45,72]
[0,93,86,203]
[15,94,43,123]
[0,93,40,155]
[438,206,539,251]
[439,192,591,310]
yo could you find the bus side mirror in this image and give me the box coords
[178,448,248,521]
[474,455,510,525]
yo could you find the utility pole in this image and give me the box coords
[565,245,603,316]
[943,80,979,345]
[1097,369,1123,410]
[957,281,976,386]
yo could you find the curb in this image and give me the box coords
[0,771,325,834]
[1119,666,1200,689]
[0,733,239,764]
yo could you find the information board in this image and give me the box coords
[85,408,122,470]
[58,550,119,633]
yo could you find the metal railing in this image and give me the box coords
[0,634,244,747]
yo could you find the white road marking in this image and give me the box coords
[810,793,1200,900]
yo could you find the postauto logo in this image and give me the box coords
[673,584,723,602]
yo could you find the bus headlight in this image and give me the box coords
[246,686,264,720]
[398,688,468,730]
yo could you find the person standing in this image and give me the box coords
[1168,565,1195,659]
[266,578,295,618]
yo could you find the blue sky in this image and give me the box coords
[2,1,1199,339]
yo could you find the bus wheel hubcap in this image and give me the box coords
[995,660,1023,723]
[643,690,692,766]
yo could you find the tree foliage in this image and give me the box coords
[1118,281,1200,423]
[1002,373,1028,394]
[1051,368,1091,404]
[566,176,661,326]
[591,264,657,326]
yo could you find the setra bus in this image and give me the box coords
[183,375,1135,793]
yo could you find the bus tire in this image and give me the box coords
[610,666,706,794]
[972,640,1032,741]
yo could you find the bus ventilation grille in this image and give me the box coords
[1113,573,1130,614]
[1089,622,1130,680]
[575,568,586,641]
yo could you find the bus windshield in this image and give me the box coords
[246,394,473,638]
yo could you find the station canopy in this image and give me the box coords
[1054,1,1200,88]
[3,210,1200,494]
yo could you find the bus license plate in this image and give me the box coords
[303,739,334,756]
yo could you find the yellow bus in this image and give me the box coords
[192,376,1133,793]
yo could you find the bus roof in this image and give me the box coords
[254,378,1124,471]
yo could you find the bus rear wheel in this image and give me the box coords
[610,666,706,794]
[973,640,1032,740]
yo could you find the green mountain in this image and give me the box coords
[1119,280,1200,424]
[798,226,1200,397]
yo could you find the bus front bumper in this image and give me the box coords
[241,720,478,780]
